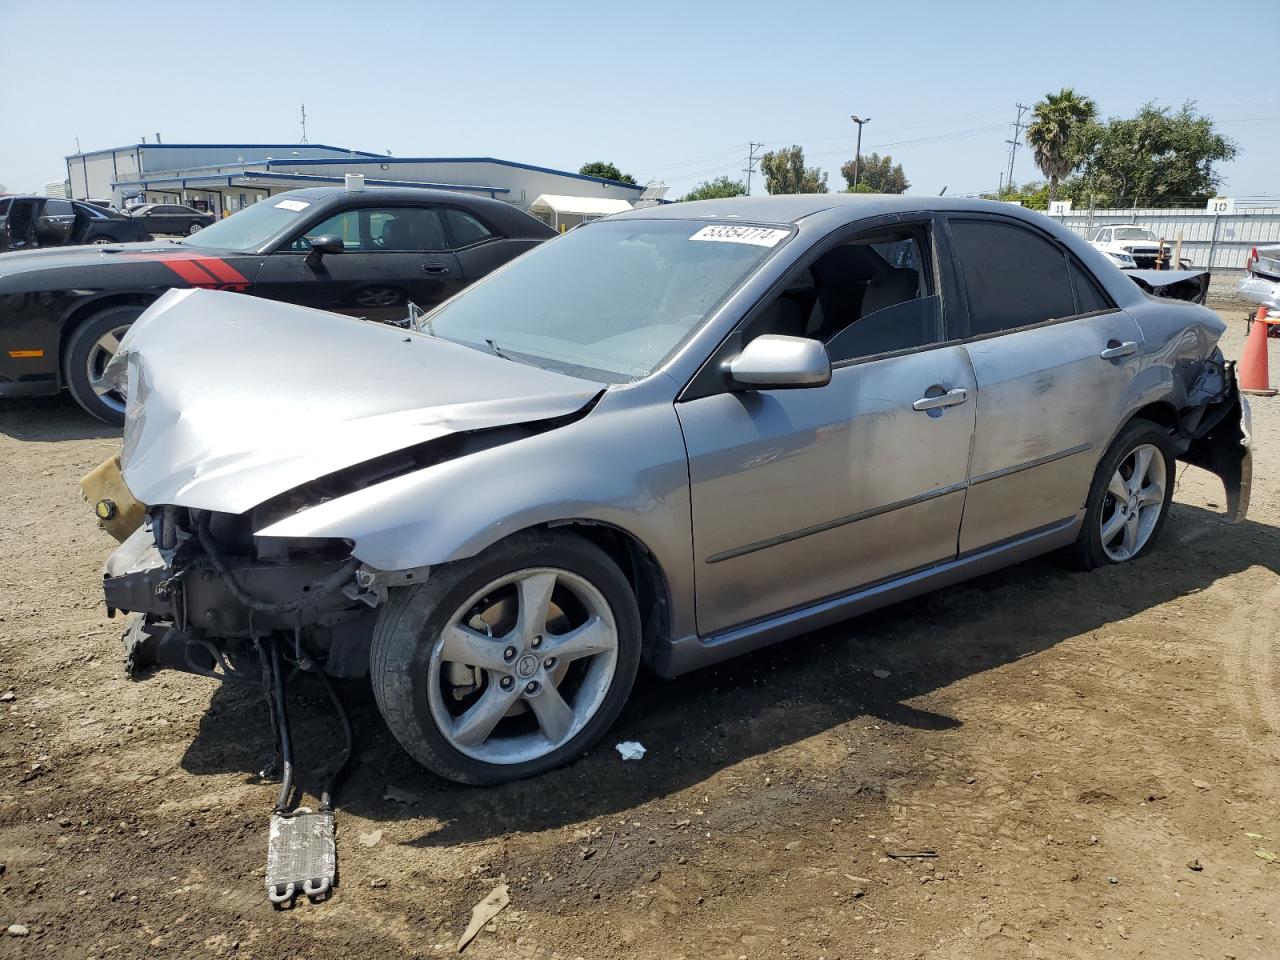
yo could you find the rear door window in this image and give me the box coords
[948,218,1076,336]
[443,208,495,247]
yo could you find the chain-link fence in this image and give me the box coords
[1044,203,1280,273]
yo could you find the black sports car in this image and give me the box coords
[1,196,151,251]
[0,187,555,423]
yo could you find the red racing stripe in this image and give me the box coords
[192,257,248,285]
[160,258,220,287]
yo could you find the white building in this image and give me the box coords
[64,143,646,226]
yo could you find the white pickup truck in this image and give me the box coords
[1088,225,1191,270]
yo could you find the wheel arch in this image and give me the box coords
[541,519,674,661]
[58,293,158,383]
[1097,398,1182,462]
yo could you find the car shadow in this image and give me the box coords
[176,499,1280,850]
[0,394,119,442]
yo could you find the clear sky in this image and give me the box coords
[1,0,1275,200]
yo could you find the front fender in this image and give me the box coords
[256,398,696,634]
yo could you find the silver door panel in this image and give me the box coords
[959,310,1144,553]
[678,345,977,636]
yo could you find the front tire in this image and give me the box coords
[370,531,642,785]
[188,222,203,234]
[63,305,143,425]
[1070,419,1175,569]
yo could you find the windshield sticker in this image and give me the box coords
[274,199,310,212]
[690,225,790,247]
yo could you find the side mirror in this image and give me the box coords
[304,234,344,268]
[725,334,831,390]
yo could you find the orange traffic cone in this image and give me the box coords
[1240,307,1277,396]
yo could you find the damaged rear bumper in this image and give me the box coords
[1178,359,1252,523]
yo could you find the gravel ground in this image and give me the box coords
[0,309,1277,960]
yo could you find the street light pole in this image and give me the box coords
[850,114,871,190]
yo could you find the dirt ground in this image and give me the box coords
[1,305,1277,960]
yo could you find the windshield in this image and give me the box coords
[182,196,314,252]
[424,219,790,381]
[1113,227,1156,242]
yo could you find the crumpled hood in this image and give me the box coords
[107,288,603,514]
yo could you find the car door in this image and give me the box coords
[250,204,464,323]
[945,215,1144,554]
[439,206,536,282]
[34,199,76,247]
[676,216,977,636]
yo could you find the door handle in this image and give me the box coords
[1100,340,1138,360]
[423,263,451,275]
[912,387,968,411]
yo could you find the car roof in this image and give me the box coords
[614,193,1066,227]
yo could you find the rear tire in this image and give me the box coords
[370,531,641,785]
[63,305,144,425]
[1069,419,1175,570]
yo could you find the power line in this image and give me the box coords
[743,142,764,195]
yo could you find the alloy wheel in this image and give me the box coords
[1100,443,1166,562]
[85,324,131,415]
[427,568,619,765]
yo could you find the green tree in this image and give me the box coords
[1025,87,1097,203]
[578,161,637,185]
[680,175,748,201]
[979,179,1051,210]
[760,146,828,195]
[1072,102,1237,205]
[840,152,909,193]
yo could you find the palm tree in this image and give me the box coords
[1026,88,1097,203]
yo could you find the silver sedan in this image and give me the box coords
[97,195,1251,785]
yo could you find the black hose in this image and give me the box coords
[196,511,356,616]
[308,651,354,814]
[267,636,295,814]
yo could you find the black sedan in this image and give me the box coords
[0,187,555,423]
[0,196,151,251]
[127,203,217,236]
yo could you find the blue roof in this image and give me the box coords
[259,156,645,192]
[66,143,385,160]
[67,144,644,192]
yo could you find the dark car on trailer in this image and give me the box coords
[127,202,217,237]
[0,186,555,423]
[0,196,151,251]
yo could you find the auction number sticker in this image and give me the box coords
[690,224,790,247]
[274,199,311,212]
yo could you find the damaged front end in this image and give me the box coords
[104,500,387,684]
[1175,352,1252,523]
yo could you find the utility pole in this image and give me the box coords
[743,142,764,195]
[300,103,309,144]
[850,115,871,189]
[1003,102,1029,197]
